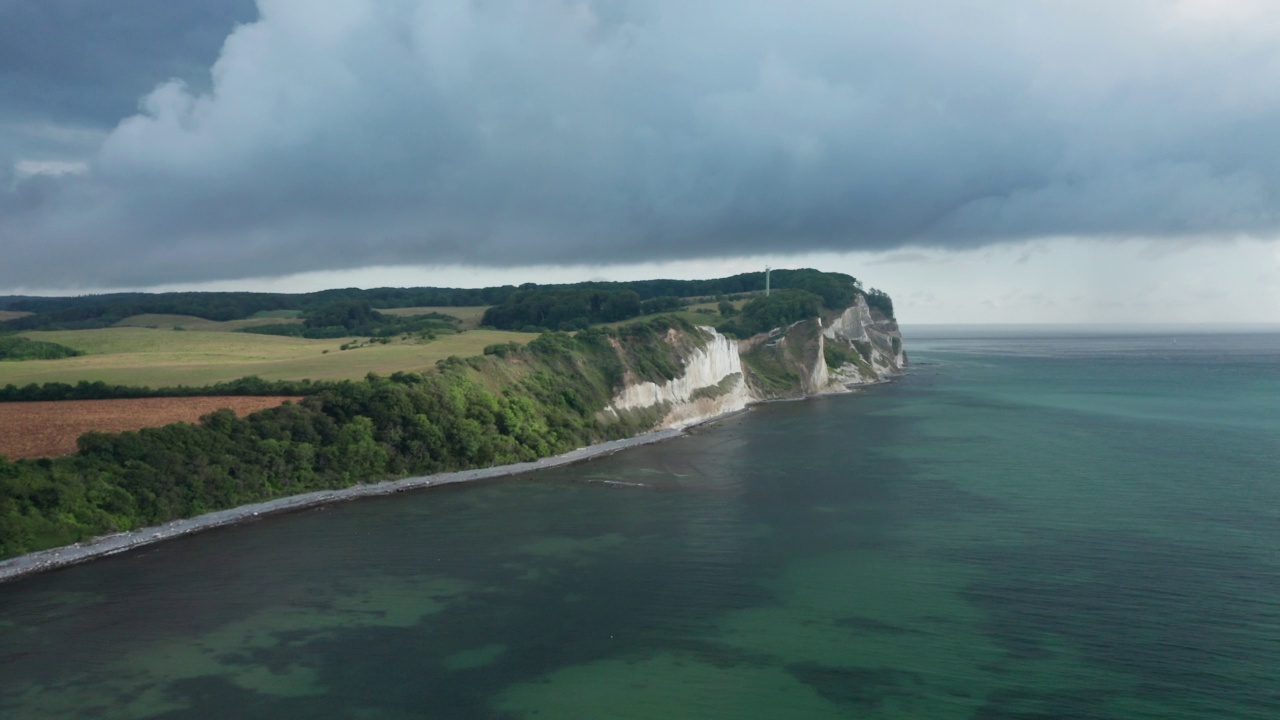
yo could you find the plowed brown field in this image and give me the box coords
[0,397,292,460]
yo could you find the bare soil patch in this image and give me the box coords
[0,396,292,460]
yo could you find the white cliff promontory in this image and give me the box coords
[607,296,906,431]
[823,296,906,385]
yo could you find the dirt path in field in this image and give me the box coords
[0,397,293,459]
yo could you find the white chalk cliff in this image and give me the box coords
[608,330,752,429]
[607,296,905,431]
[823,296,906,385]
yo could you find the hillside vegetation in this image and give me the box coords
[241,300,459,339]
[0,269,901,562]
[112,314,302,332]
[479,268,885,333]
[719,290,824,338]
[0,336,83,362]
[0,317,704,559]
[377,306,490,329]
[1,268,890,333]
[0,328,533,388]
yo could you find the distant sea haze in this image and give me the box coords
[903,322,1280,337]
[1,328,1278,718]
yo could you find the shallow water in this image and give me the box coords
[2,330,1278,718]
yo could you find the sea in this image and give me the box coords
[1,327,1278,719]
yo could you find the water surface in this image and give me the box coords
[2,330,1278,718]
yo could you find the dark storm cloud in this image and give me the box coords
[4,0,1280,288]
[0,0,256,125]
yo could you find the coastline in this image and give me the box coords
[0,424,697,584]
[0,377,892,585]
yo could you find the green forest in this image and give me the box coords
[720,290,825,337]
[0,318,705,559]
[481,289,644,331]
[0,268,890,332]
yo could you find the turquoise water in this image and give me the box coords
[1,330,1278,718]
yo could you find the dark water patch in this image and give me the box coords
[965,529,1280,710]
[148,676,379,720]
[970,690,1111,720]
[894,473,1007,522]
[834,615,920,635]
[788,662,925,710]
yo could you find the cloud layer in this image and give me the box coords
[5,0,1280,288]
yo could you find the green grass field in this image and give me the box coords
[376,306,490,329]
[112,314,303,332]
[0,327,534,388]
[687,298,750,313]
[598,310,727,330]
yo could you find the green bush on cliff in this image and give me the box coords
[865,288,895,319]
[740,342,802,393]
[823,342,859,370]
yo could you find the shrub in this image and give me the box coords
[0,336,84,361]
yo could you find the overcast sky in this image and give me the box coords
[2,0,1279,323]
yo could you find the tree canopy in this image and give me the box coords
[1,268,879,330]
[721,290,825,337]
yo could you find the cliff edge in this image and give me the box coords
[605,295,905,430]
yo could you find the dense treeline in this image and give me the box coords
[480,270,880,332]
[1,292,298,331]
[1,268,886,331]
[0,336,83,361]
[0,377,328,403]
[0,288,515,332]
[482,289,643,331]
[719,290,825,338]
[0,317,704,559]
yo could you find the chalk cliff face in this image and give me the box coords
[608,330,752,429]
[822,296,906,385]
[607,296,905,431]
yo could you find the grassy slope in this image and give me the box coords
[0,328,533,388]
[597,309,729,330]
[0,311,33,322]
[112,314,304,332]
[596,298,752,331]
[686,298,750,312]
[376,306,490,329]
[739,319,821,397]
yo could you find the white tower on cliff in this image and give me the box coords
[765,266,771,297]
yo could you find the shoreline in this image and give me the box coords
[0,424,702,585]
[0,378,893,585]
